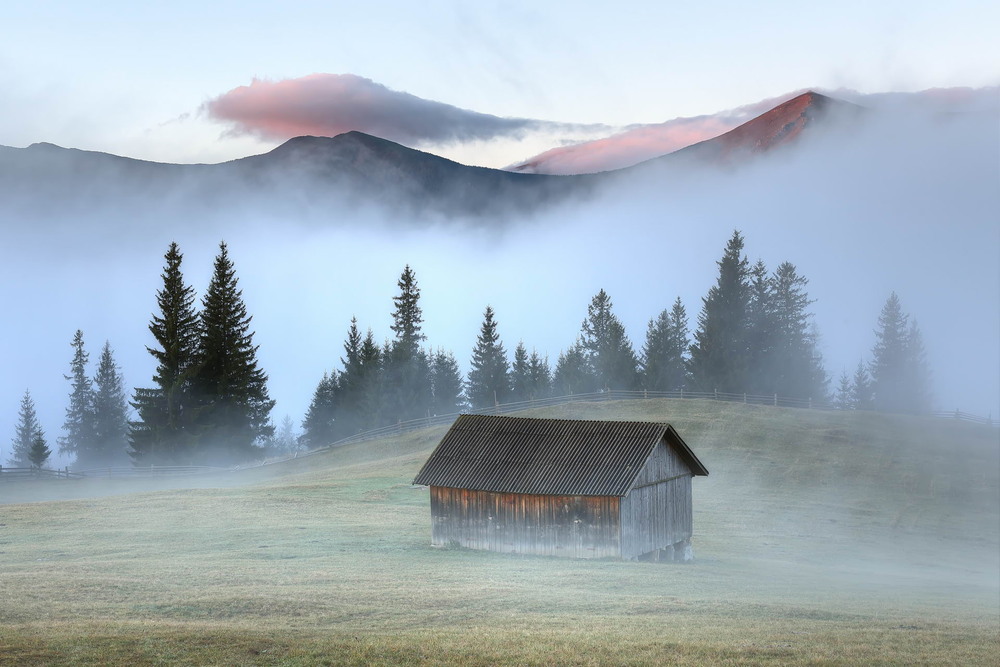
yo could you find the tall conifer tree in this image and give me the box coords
[509,342,533,403]
[768,262,827,399]
[466,306,510,409]
[579,289,639,391]
[334,317,366,437]
[641,297,690,392]
[745,259,776,395]
[194,242,275,461]
[356,329,384,429]
[553,342,591,396]
[384,266,431,422]
[528,350,552,399]
[9,390,42,467]
[869,292,930,413]
[59,330,97,462]
[89,341,130,466]
[300,372,338,448]
[851,360,874,410]
[430,348,465,415]
[130,242,201,464]
[689,230,750,393]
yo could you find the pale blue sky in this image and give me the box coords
[2,1,997,165]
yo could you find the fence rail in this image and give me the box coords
[0,464,231,481]
[0,466,84,480]
[73,465,231,478]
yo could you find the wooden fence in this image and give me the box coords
[0,466,84,480]
[0,464,229,481]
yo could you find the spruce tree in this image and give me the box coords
[28,430,51,469]
[9,390,41,467]
[272,415,299,454]
[430,348,465,415]
[768,262,827,400]
[130,242,201,465]
[466,306,510,409]
[510,342,532,403]
[642,297,689,392]
[59,330,96,463]
[869,292,930,414]
[334,317,366,437]
[384,266,431,422]
[851,360,874,410]
[579,289,640,391]
[745,259,776,395]
[300,372,338,448]
[902,320,932,413]
[553,342,591,396]
[870,292,908,412]
[89,341,129,467]
[528,350,552,399]
[689,231,751,393]
[356,329,384,429]
[194,241,275,462]
[834,369,853,409]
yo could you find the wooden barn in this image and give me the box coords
[412,415,709,561]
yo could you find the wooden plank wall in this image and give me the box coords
[619,476,693,559]
[430,487,621,558]
[620,440,694,559]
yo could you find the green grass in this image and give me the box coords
[1,400,997,665]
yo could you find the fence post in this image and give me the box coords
[743,393,746,404]
[714,389,718,401]
[774,394,778,406]
[808,397,812,409]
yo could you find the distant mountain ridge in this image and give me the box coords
[0,92,860,222]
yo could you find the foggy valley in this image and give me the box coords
[1,95,997,462]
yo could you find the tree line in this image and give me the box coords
[7,231,934,469]
[299,230,933,448]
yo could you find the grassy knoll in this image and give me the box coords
[1,400,997,665]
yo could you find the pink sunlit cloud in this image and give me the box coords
[204,73,604,147]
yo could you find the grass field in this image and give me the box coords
[1,399,998,665]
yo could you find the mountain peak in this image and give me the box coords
[654,90,859,166]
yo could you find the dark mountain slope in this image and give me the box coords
[0,132,589,223]
[642,91,864,169]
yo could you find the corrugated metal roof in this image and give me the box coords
[413,415,707,497]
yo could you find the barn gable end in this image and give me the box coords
[413,415,707,560]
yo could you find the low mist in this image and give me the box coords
[0,103,996,465]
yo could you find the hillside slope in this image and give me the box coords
[2,400,997,665]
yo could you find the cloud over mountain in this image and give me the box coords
[204,73,601,147]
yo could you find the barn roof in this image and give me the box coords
[412,414,708,497]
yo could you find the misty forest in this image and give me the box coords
[6,229,933,470]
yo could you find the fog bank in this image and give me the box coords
[1,105,996,465]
